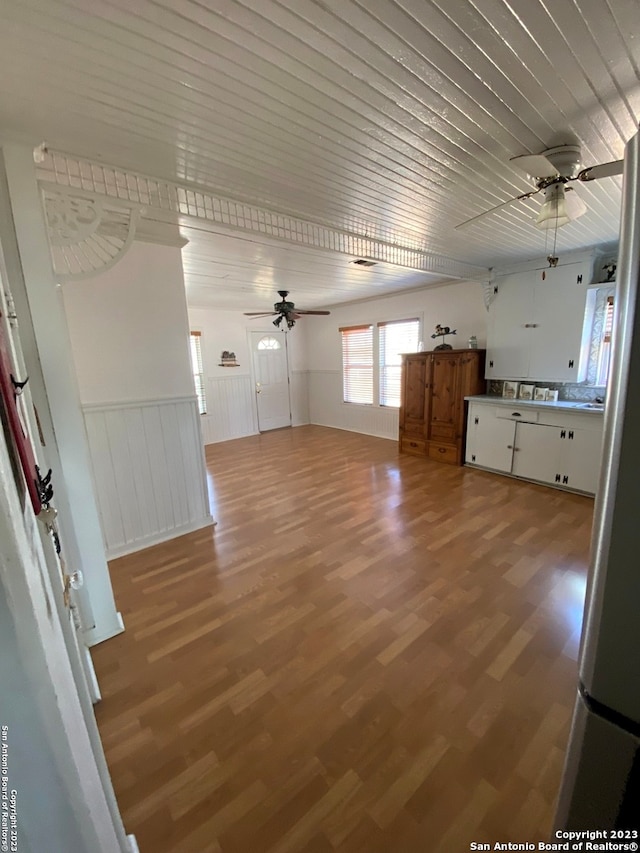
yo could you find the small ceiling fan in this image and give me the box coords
[244,291,330,329]
[456,144,623,230]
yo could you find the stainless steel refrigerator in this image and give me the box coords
[555,127,640,828]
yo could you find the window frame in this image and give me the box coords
[340,324,374,405]
[579,286,615,388]
[189,330,207,415]
[340,316,422,408]
[378,318,421,408]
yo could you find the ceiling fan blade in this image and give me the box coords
[244,312,277,317]
[455,188,541,230]
[294,310,331,315]
[509,153,557,178]
[577,159,624,182]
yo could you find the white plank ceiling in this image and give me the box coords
[0,0,638,310]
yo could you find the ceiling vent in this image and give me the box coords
[351,258,377,267]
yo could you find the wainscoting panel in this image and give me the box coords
[83,397,212,558]
[290,370,310,426]
[308,371,398,440]
[200,374,258,445]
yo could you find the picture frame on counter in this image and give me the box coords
[519,384,535,400]
[503,380,519,399]
[534,387,549,401]
[545,389,559,402]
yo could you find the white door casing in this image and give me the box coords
[250,330,292,432]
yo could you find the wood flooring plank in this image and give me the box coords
[369,735,450,829]
[91,425,594,852]
[269,770,362,853]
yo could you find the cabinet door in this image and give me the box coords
[529,262,588,381]
[486,272,534,379]
[457,352,486,408]
[561,426,604,494]
[401,355,429,438]
[512,422,563,485]
[466,406,515,472]
[430,354,460,440]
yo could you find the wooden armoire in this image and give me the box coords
[399,349,486,465]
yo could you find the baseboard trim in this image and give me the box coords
[83,611,125,648]
[83,645,102,704]
[308,419,397,442]
[105,515,215,560]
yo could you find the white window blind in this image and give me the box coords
[189,331,206,414]
[378,319,420,407]
[596,295,614,386]
[341,325,373,404]
[603,295,614,343]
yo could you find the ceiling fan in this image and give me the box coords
[244,291,331,329]
[456,144,623,230]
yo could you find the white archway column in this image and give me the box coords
[1,143,122,646]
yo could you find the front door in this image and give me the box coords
[250,330,291,431]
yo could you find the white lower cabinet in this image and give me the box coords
[466,408,516,472]
[465,402,604,494]
[562,427,604,494]
[511,422,563,484]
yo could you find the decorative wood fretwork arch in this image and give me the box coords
[40,185,141,281]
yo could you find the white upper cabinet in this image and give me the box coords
[486,261,590,381]
[486,272,533,379]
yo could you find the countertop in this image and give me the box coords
[465,394,605,415]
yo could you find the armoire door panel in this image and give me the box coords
[430,355,459,429]
[403,356,428,421]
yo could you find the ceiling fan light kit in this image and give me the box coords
[535,183,587,230]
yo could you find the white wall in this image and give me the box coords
[305,279,488,439]
[63,242,212,558]
[63,242,194,404]
[188,306,310,444]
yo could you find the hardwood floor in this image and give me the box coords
[92,425,594,852]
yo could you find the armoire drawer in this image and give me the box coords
[401,437,427,456]
[428,441,459,465]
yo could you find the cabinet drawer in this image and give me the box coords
[401,437,426,456]
[495,407,539,423]
[428,441,459,465]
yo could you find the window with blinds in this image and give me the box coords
[189,331,206,414]
[378,318,420,407]
[603,295,614,343]
[596,295,614,386]
[340,325,373,404]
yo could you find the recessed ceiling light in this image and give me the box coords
[351,259,377,267]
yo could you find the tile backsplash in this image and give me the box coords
[487,380,606,402]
